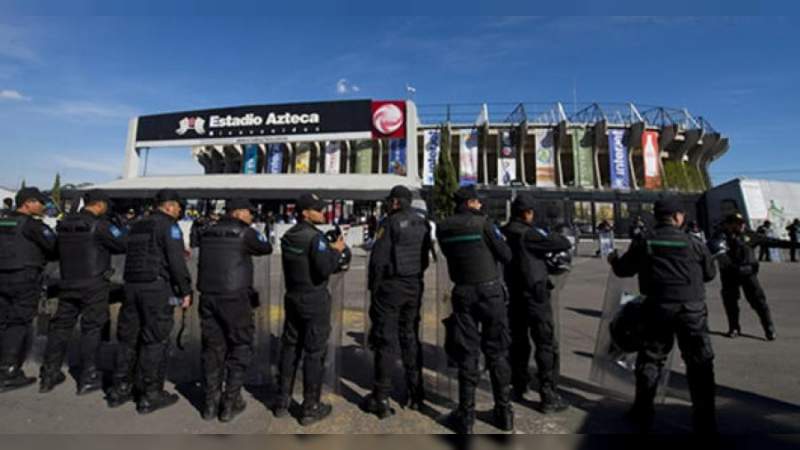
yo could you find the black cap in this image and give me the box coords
[454,185,482,203]
[654,197,684,217]
[15,187,48,206]
[387,185,412,202]
[724,212,746,224]
[154,189,182,205]
[511,193,537,214]
[296,193,327,212]
[226,198,255,213]
[83,189,112,206]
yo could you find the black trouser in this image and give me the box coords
[0,270,41,370]
[41,282,110,379]
[720,271,773,333]
[790,240,798,262]
[277,288,331,407]
[635,300,716,430]
[368,276,423,400]
[758,245,770,262]
[508,282,558,392]
[112,279,175,395]
[200,290,254,400]
[444,281,511,410]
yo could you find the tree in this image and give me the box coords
[51,172,62,207]
[20,179,26,189]
[433,125,458,221]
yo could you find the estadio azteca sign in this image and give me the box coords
[136,99,406,143]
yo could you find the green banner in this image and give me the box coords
[572,129,595,188]
[354,140,373,174]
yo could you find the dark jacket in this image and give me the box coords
[502,218,571,293]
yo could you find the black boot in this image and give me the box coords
[39,370,66,394]
[726,328,741,339]
[201,370,222,421]
[360,392,395,419]
[539,383,570,414]
[137,390,179,414]
[404,371,425,411]
[0,366,36,393]
[447,381,475,434]
[273,374,294,418]
[757,308,776,341]
[77,367,103,396]
[219,391,247,423]
[493,385,514,431]
[106,381,134,408]
[299,385,332,426]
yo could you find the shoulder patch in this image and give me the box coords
[317,237,328,252]
[257,232,267,243]
[375,226,385,240]
[170,224,183,240]
[492,224,504,241]
[109,225,122,238]
[533,226,548,237]
[42,225,56,241]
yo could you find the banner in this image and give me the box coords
[294,143,312,174]
[265,144,284,173]
[535,129,556,187]
[324,141,341,174]
[242,144,259,174]
[572,129,595,188]
[497,130,517,186]
[608,129,630,189]
[388,139,407,175]
[422,130,441,186]
[642,131,662,189]
[459,129,479,186]
[354,140,373,174]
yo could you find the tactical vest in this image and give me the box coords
[640,229,699,301]
[124,217,162,283]
[0,215,46,272]
[438,213,498,284]
[57,213,110,284]
[389,209,428,278]
[281,224,325,291]
[502,220,543,291]
[198,221,252,293]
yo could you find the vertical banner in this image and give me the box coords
[388,139,407,175]
[324,141,341,174]
[572,129,595,188]
[422,130,441,186]
[354,140,373,174]
[242,144,259,174]
[266,144,284,174]
[608,129,631,189]
[642,131,662,189]
[294,143,311,174]
[459,129,479,186]
[535,129,556,187]
[497,130,517,186]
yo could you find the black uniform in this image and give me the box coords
[437,205,513,432]
[366,204,432,408]
[110,211,192,406]
[0,212,57,387]
[786,221,799,262]
[276,220,342,417]
[611,222,717,432]
[755,224,771,262]
[717,229,775,338]
[40,210,127,390]
[501,218,571,400]
[197,217,272,419]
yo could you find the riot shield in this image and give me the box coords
[589,270,674,403]
[599,231,615,257]
[167,251,201,384]
[548,271,569,377]
[432,250,457,403]
[323,270,345,394]
[248,251,273,385]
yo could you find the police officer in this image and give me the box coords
[197,198,272,422]
[436,185,513,434]
[608,197,717,433]
[273,193,346,426]
[717,213,776,341]
[361,185,432,419]
[39,189,127,394]
[106,189,192,413]
[0,187,58,392]
[501,193,571,413]
[1,198,12,215]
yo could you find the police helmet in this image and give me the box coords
[609,296,646,353]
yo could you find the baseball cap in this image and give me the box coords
[724,212,746,224]
[226,198,255,213]
[15,187,48,206]
[511,193,537,213]
[83,189,112,207]
[386,185,413,202]
[654,197,685,217]
[154,189,182,205]
[454,185,483,203]
[296,193,327,212]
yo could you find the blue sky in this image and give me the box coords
[0,15,798,189]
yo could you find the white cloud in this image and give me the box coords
[335,78,361,95]
[0,89,29,101]
[34,100,138,120]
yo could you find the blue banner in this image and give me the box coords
[242,144,259,174]
[422,130,440,186]
[608,129,630,189]
[266,144,284,174]
[388,139,407,175]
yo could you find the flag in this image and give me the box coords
[324,141,341,174]
[266,144,284,173]
[608,129,630,189]
[459,129,479,186]
[354,140,373,174]
[422,130,441,186]
[388,139,407,175]
[572,129,595,188]
[497,130,517,186]
[295,143,312,174]
[534,129,556,187]
[642,131,662,189]
[242,144,259,174]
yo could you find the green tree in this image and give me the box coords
[20,179,26,189]
[433,125,458,221]
[51,172,62,207]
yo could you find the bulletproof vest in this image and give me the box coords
[389,209,428,277]
[0,215,46,272]
[438,212,498,284]
[57,213,110,283]
[198,220,252,293]
[281,223,325,290]
[639,227,701,302]
[502,220,546,291]
[124,217,163,283]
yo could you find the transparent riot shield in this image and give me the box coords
[167,250,201,384]
[599,231,615,258]
[248,251,273,385]
[432,250,457,403]
[589,270,674,403]
[323,270,345,394]
[548,271,570,378]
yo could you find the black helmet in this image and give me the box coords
[325,226,351,273]
[545,250,572,275]
[609,296,646,353]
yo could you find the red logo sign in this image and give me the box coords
[371,101,405,139]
